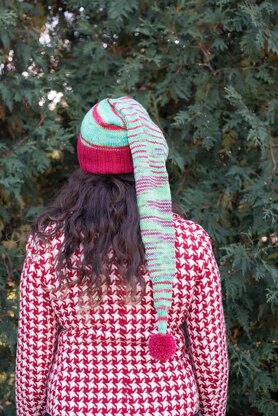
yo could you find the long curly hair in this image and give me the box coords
[32,168,185,307]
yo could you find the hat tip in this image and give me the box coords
[148,332,176,361]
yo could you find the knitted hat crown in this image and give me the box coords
[77,96,177,361]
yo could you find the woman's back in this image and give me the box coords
[16,212,229,416]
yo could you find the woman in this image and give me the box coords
[15,96,229,416]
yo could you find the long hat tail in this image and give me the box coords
[107,97,177,361]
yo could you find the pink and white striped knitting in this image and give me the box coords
[15,213,229,416]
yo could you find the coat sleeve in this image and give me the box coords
[185,229,229,416]
[15,233,59,416]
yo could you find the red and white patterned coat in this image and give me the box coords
[15,213,229,416]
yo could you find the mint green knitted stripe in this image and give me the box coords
[156,309,171,317]
[80,101,129,147]
[157,321,167,333]
[152,281,173,287]
[155,299,172,307]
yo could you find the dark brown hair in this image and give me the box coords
[32,168,185,307]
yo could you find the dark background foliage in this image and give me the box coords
[0,1,277,415]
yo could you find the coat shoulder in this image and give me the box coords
[172,212,212,244]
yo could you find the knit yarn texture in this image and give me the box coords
[77,96,176,336]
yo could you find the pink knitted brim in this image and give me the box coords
[77,134,133,174]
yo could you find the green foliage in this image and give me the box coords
[0,0,277,414]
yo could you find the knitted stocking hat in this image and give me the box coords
[77,96,177,361]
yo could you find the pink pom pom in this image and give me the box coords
[148,333,176,361]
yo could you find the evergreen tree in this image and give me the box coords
[0,1,277,415]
